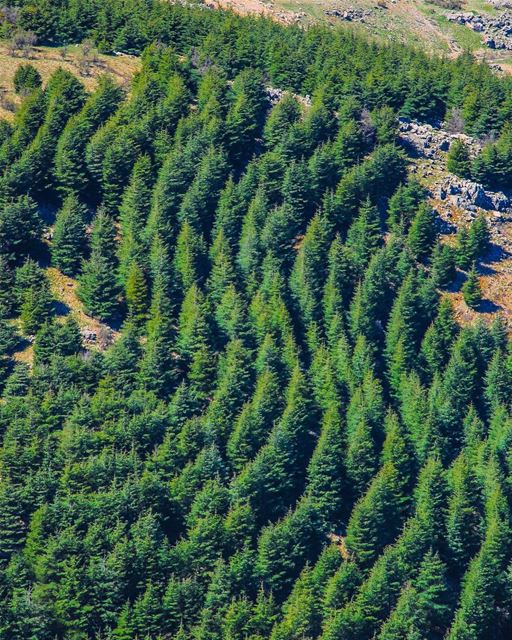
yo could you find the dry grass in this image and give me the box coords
[409,147,512,331]
[446,233,512,331]
[11,267,121,367]
[0,42,140,120]
[46,267,120,347]
[12,339,33,366]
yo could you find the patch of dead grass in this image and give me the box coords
[46,267,120,348]
[0,42,140,120]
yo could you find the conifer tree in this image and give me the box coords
[226,69,266,165]
[378,551,452,640]
[139,268,176,397]
[333,119,364,176]
[386,179,426,230]
[78,210,120,321]
[306,406,347,527]
[447,139,471,178]
[19,272,53,335]
[469,212,490,260]
[290,214,329,328]
[420,297,458,379]
[55,75,123,196]
[345,462,405,568]
[407,204,437,262]
[227,368,283,472]
[484,348,512,411]
[462,265,481,310]
[345,415,378,500]
[118,154,153,284]
[385,271,422,389]
[431,242,456,289]
[51,194,87,276]
[173,220,207,296]
[346,197,382,274]
[446,453,482,571]
[125,261,148,326]
[446,487,510,640]
[263,93,301,149]
[13,64,42,96]
[0,196,42,264]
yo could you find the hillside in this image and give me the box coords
[0,42,140,120]
[1,2,512,640]
[211,0,512,65]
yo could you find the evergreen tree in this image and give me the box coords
[78,211,120,321]
[447,139,471,178]
[19,272,53,335]
[346,197,382,274]
[118,154,153,284]
[51,194,87,276]
[306,406,347,527]
[13,64,42,96]
[407,204,437,262]
[431,242,456,289]
[378,551,452,640]
[420,297,458,379]
[125,261,148,325]
[462,265,481,310]
[446,453,482,571]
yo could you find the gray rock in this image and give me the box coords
[81,329,97,343]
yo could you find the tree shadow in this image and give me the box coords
[484,241,510,265]
[12,336,31,356]
[53,300,71,317]
[477,299,502,314]
[477,262,497,277]
[445,269,466,293]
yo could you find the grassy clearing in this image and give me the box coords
[465,0,498,15]
[0,42,140,120]
[434,13,484,50]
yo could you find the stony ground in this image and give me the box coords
[401,120,512,328]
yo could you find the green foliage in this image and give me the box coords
[13,64,42,96]
[0,10,510,640]
[462,265,482,310]
[51,193,87,275]
[447,139,472,178]
[0,196,41,263]
[78,210,120,321]
[407,204,437,262]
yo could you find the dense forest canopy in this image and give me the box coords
[0,1,511,639]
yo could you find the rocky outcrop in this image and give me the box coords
[324,7,373,22]
[433,176,512,250]
[398,119,481,160]
[447,10,512,50]
[399,119,512,250]
[437,177,512,214]
[265,86,312,107]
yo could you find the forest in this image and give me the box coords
[0,0,511,639]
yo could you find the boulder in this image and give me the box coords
[81,329,97,343]
[438,139,450,152]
